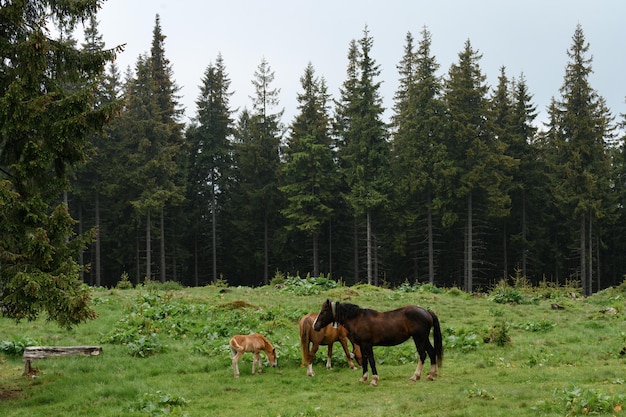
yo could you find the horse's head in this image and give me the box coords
[267,347,277,367]
[313,299,336,331]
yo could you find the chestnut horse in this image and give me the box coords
[299,312,362,376]
[229,333,277,377]
[313,300,443,386]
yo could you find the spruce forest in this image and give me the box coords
[4,6,626,300]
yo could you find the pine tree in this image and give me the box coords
[69,16,111,287]
[281,62,336,277]
[391,28,447,284]
[231,58,283,285]
[506,73,538,278]
[0,1,121,328]
[443,40,515,292]
[335,26,389,285]
[547,24,614,294]
[186,53,234,285]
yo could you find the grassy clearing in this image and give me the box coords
[1,279,625,417]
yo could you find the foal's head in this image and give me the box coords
[266,346,277,367]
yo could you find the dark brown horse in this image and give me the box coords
[299,312,362,376]
[313,299,443,386]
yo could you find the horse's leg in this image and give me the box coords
[424,338,438,380]
[255,351,264,374]
[326,343,334,370]
[368,349,379,387]
[231,350,243,378]
[359,345,372,384]
[410,336,437,381]
[338,336,356,369]
[307,341,321,376]
[300,338,310,368]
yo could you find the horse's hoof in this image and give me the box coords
[359,376,368,383]
[307,371,315,377]
[409,375,419,382]
[370,376,379,387]
[427,374,435,381]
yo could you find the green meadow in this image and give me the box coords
[1,278,625,417]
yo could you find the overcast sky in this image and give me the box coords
[94,0,625,129]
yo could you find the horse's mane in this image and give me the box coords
[338,302,377,320]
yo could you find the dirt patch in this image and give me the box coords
[218,300,258,310]
[0,387,22,400]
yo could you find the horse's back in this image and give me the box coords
[230,333,268,352]
[349,305,433,346]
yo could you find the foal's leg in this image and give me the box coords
[231,350,243,378]
[252,351,261,374]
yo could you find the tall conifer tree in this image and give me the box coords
[391,28,447,284]
[335,27,389,285]
[281,63,336,277]
[0,0,121,327]
[443,40,515,292]
[547,24,614,294]
[231,59,283,285]
[186,53,234,285]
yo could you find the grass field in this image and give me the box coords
[1,278,625,417]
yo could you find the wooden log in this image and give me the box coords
[22,346,102,376]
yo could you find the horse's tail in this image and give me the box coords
[429,310,443,368]
[299,315,313,366]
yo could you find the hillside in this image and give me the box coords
[1,279,625,416]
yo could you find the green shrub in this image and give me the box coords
[130,390,188,416]
[486,320,511,346]
[445,327,481,352]
[116,272,133,290]
[0,336,39,356]
[558,386,624,415]
[517,319,556,332]
[280,275,338,295]
[126,334,163,358]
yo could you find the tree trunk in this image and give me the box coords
[135,233,140,285]
[580,214,586,295]
[466,192,473,293]
[588,212,593,295]
[194,233,199,287]
[160,208,166,283]
[427,190,434,285]
[211,182,217,283]
[366,210,372,285]
[328,220,333,278]
[521,189,527,277]
[312,233,319,278]
[146,209,151,282]
[78,205,84,283]
[502,222,508,279]
[263,210,269,285]
[95,192,101,287]
[353,217,359,283]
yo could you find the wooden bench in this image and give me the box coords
[22,346,102,376]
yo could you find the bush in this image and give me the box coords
[116,272,133,290]
[0,336,39,356]
[486,320,511,346]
